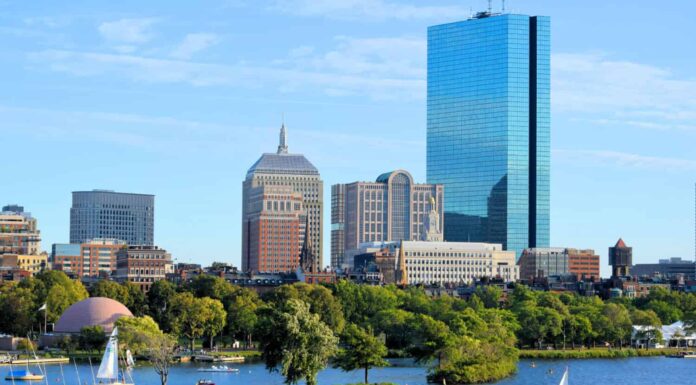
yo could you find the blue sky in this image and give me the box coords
[2,0,695,276]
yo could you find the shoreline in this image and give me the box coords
[519,348,682,360]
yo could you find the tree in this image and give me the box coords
[147,333,177,385]
[473,286,502,309]
[147,280,177,332]
[602,303,632,348]
[226,289,260,348]
[124,282,147,316]
[256,299,338,385]
[201,297,227,349]
[116,315,163,355]
[79,326,106,353]
[184,275,233,302]
[170,292,208,351]
[631,309,662,349]
[90,280,129,304]
[333,324,389,384]
[56,335,77,355]
[0,285,35,335]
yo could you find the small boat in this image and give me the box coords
[559,367,569,385]
[5,369,45,381]
[197,365,239,373]
[126,349,136,369]
[668,351,696,358]
[196,380,215,385]
[95,327,134,385]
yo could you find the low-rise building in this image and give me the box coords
[400,241,518,285]
[0,253,48,275]
[0,205,41,255]
[114,245,172,292]
[518,248,600,281]
[632,258,696,281]
[52,239,126,277]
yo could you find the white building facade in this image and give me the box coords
[401,241,518,285]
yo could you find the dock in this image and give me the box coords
[0,357,70,366]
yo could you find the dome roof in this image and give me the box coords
[54,297,133,334]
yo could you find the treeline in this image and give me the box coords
[3,272,696,385]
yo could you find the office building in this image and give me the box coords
[609,238,633,278]
[426,11,550,255]
[331,184,346,269]
[518,248,600,281]
[400,241,518,285]
[332,170,444,268]
[114,245,172,292]
[52,239,125,277]
[0,205,41,255]
[632,258,696,281]
[70,190,154,245]
[242,124,323,273]
[244,185,303,273]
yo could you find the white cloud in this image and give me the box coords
[269,0,470,21]
[171,33,220,60]
[554,149,696,172]
[29,40,425,100]
[553,53,696,132]
[98,18,157,44]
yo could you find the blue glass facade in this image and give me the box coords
[426,13,550,256]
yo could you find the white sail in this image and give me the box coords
[96,327,119,380]
[126,349,135,367]
[559,367,569,385]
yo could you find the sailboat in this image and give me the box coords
[558,367,569,385]
[125,350,135,369]
[95,328,133,385]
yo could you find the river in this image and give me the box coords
[8,357,696,384]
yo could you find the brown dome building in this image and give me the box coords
[54,297,133,334]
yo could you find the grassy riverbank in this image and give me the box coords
[520,348,682,359]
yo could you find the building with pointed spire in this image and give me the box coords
[242,124,323,273]
[609,238,633,278]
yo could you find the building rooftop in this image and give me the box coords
[246,124,319,178]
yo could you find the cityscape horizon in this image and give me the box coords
[3,1,695,278]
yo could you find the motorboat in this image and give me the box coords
[196,380,215,385]
[197,365,239,373]
[5,370,45,381]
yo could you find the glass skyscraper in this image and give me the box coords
[426,12,550,256]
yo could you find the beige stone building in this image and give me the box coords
[0,253,48,275]
[332,170,444,268]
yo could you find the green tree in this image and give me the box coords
[473,286,502,309]
[170,292,209,351]
[602,303,632,348]
[0,285,35,335]
[226,288,260,347]
[333,324,389,384]
[56,335,77,355]
[116,315,163,355]
[201,297,227,349]
[79,325,106,353]
[147,280,177,332]
[256,299,338,385]
[90,280,129,304]
[184,275,233,301]
[124,282,148,316]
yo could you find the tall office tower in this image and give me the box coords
[332,170,444,267]
[242,124,323,273]
[0,205,41,255]
[609,238,632,278]
[245,185,303,273]
[70,190,154,245]
[426,11,550,256]
[331,184,346,269]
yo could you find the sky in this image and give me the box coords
[2,0,695,277]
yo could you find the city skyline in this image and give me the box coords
[2,0,695,276]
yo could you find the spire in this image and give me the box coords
[277,122,288,154]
